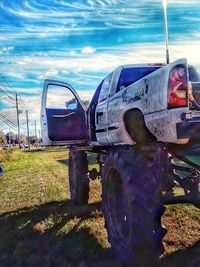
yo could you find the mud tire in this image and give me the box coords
[102,146,167,266]
[69,149,89,205]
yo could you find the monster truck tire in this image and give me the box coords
[102,147,167,266]
[68,149,89,205]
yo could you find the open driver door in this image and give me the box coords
[41,79,88,146]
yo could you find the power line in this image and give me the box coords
[0,115,17,131]
[0,113,17,128]
[0,80,16,100]
[0,73,28,140]
[0,86,16,104]
[0,73,18,94]
[0,113,17,125]
[0,74,27,111]
[0,126,12,132]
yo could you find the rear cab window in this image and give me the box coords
[116,66,160,92]
[188,66,200,82]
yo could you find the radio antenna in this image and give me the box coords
[163,0,170,64]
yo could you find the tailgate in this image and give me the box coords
[177,110,200,139]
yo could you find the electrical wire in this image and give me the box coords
[0,116,17,131]
[0,114,17,128]
[0,74,27,111]
[0,73,29,135]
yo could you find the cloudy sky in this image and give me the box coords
[0,0,200,136]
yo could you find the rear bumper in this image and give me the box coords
[177,117,200,139]
[145,109,200,144]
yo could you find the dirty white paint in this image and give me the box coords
[98,58,190,145]
[41,58,200,147]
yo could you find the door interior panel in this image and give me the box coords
[46,108,87,141]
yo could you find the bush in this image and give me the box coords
[0,147,16,162]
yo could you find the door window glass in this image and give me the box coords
[46,84,77,110]
[98,72,113,102]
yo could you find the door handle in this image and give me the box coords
[96,111,103,124]
[97,111,103,117]
[52,112,75,118]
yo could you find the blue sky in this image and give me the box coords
[0,0,200,135]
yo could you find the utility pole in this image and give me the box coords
[38,129,41,146]
[26,110,30,150]
[9,128,11,146]
[34,120,37,139]
[16,94,20,147]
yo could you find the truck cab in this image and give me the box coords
[41,63,162,146]
[41,59,200,147]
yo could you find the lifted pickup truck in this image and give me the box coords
[41,58,200,266]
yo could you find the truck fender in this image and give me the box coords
[123,108,156,145]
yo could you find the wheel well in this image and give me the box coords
[123,108,156,144]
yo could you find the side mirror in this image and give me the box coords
[65,98,77,109]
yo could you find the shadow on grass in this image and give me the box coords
[0,201,199,267]
[0,200,117,267]
[57,153,97,167]
[57,159,69,166]
[27,146,68,153]
[157,240,200,267]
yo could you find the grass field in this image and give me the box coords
[0,147,199,267]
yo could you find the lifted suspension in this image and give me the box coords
[162,150,200,208]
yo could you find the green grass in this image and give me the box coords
[0,147,69,214]
[0,147,199,267]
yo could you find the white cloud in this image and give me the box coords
[36,52,49,57]
[141,0,199,3]
[61,70,69,75]
[8,71,25,79]
[1,40,198,89]
[2,40,199,82]
[2,46,14,53]
[168,0,200,4]
[14,87,41,94]
[81,46,96,54]
[38,69,59,79]
[0,46,14,55]
[70,51,76,56]
[18,56,33,66]
[77,89,94,101]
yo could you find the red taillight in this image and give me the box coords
[168,65,188,108]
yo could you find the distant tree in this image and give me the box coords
[5,132,17,145]
[30,136,36,145]
[19,134,27,144]
[0,131,6,146]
